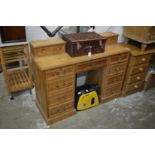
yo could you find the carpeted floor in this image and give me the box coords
[0,73,155,129]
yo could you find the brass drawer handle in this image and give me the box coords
[136,76,141,80]
[141,58,146,62]
[134,85,138,88]
[139,67,143,71]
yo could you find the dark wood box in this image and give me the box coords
[0,26,26,43]
[62,32,106,57]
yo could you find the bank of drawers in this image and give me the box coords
[45,65,75,117]
[124,54,152,94]
[102,53,129,100]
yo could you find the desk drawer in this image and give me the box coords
[106,37,117,45]
[49,102,74,116]
[36,44,65,57]
[105,73,124,85]
[76,59,106,73]
[47,90,74,106]
[129,64,148,75]
[127,73,147,84]
[107,62,127,75]
[109,53,129,64]
[46,66,74,80]
[132,54,152,66]
[46,77,74,92]
[47,86,74,98]
[103,83,122,97]
[125,81,144,92]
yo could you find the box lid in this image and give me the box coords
[63,32,105,43]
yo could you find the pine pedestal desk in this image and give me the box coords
[31,39,131,125]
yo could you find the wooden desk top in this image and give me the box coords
[33,44,130,71]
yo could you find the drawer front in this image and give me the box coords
[47,86,74,98]
[49,102,74,116]
[105,73,124,85]
[132,54,152,66]
[36,45,65,57]
[127,73,147,84]
[47,89,74,106]
[46,77,74,92]
[129,64,148,75]
[103,83,122,97]
[125,81,144,92]
[76,59,106,73]
[109,53,129,65]
[107,62,127,75]
[46,66,74,80]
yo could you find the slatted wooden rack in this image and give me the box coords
[0,44,33,99]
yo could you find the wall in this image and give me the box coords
[25,26,124,42]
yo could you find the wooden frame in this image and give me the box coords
[0,44,33,99]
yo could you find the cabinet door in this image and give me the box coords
[0,26,26,43]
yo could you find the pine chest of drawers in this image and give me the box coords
[122,44,155,96]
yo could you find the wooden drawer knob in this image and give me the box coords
[139,67,143,71]
[141,58,146,62]
[134,85,138,88]
[136,76,141,80]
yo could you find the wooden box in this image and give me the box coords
[62,32,106,57]
[30,39,65,57]
[124,26,155,42]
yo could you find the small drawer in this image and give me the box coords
[105,73,124,85]
[48,102,74,116]
[46,66,74,80]
[103,83,122,97]
[106,37,117,45]
[47,85,74,97]
[129,64,148,75]
[46,77,74,92]
[127,73,147,84]
[109,53,129,65]
[47,90,74,106]
[107,62,127,75]
[125,81,144,92]
[132,54,152,66]
[36,45,65,57]
[76,59,106,73]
